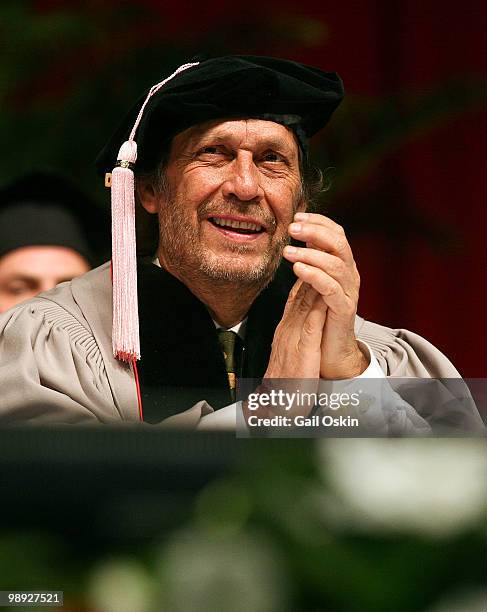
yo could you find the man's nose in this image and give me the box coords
[221,153,264,202]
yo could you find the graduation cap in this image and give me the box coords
[97,55,344,363]
[0,172,109,265]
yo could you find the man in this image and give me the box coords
[0,246,89,313]
[0,172,108,312]
[0,57,482,431]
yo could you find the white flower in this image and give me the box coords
[317,439,487,537]
[86,557,154,612]
[427,588,487,612]
[155,529,287,612]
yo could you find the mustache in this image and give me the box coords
[197,198,277,229]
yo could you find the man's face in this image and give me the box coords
[140,118,304,285]
[0,245,90,312]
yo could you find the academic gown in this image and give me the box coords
[0,260,483,432]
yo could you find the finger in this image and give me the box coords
[293,262,356,319]
[288,219,354,264]
[287,278,305,302]
[294,211,344,234]
[282,280,321,324]
[283,280,312,317]
[283,245,359,296]
[298,293,327,351]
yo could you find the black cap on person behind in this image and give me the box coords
[0,172,110,264]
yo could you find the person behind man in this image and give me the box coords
[0,172,109,312]
[0,57,482,432]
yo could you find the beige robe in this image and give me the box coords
[0,262,483,431]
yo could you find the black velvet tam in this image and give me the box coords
[0,172,109,263]
[96,55,344,174]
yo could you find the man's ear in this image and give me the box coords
[137,180,160,214]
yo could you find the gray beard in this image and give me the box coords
[157,200,291,287]
[196,235,289,284]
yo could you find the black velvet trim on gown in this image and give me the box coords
[136,259,295,424]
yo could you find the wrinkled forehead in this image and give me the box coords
[168,117,301,159]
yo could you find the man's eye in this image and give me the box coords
[262,152,283,163]
[6,284,31,296]
[199,146,221,155]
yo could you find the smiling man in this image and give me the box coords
[139,119,304,317]
[147,119,301,289]
[0,56,481,431]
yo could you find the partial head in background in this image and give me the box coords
[0,172,109,312]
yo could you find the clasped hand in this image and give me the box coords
[265,211,368,381]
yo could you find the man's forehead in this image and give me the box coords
[171,117,300,152]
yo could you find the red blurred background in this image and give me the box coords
[3,0,487,374]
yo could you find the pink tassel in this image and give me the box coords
[108,62,200,362]
[111,140,140,361]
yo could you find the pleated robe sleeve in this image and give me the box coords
[0,299,133,424]
[355,317,485,433]
[356,317,461,377]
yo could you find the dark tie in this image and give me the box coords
[217,329,240,402]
